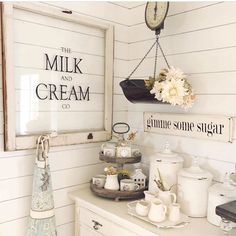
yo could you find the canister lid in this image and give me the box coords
[178,157,213,180]
[156,142,184,163]
[209,173,236,197]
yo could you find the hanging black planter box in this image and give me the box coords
[120,79,161,104]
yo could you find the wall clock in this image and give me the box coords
[145,2,169,34]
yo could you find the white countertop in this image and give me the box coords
[69,187,236,236]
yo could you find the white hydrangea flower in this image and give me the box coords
[161,78,188,105]
[150,81,163,101]
[165,66,186,81]
[148,66,195,109]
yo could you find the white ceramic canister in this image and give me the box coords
[148,142,183,194]
[207,174,236,226]
[177,159,213,217]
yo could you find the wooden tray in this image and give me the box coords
[99,151,141,164]
[90,182,146,201]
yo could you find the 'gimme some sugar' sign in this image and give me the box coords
[144,112,233,143]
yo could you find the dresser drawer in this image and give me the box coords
[80,207,112,235]
[79,207,138,236]
[80,224,103,236]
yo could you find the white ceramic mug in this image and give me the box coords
[148,199,167,222]
[103,148,116,157]
[101,142,116,151]
[92,175,106,188]
[135,200,150,217]
[169,203,181,222]
[120,179,140,191]
[144,191,157,202]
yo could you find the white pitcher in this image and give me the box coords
[104,174,119,190]
[158,190,176,205]
[169,203,181,222]
[148,199,167,222]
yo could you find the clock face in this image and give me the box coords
[145,2,169,31]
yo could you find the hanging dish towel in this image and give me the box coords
[27,135,57,236]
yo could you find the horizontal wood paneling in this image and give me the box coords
[126,111,236,139]
[42,1,130,43]
[15,67,105,93]
[14,19,105,57]
[128,46,236,76]
[14,44,105,75]
[114,59,130,78]
[0,183,87,223]
[0,144,101,180]
[138,144,235,183]
[57,222,74,236]
[43,1,129,26]
[131,124,236,164]
[130,2,221,26]
[114,93,236,116]
[0,2,127,235]
[126,95,236,116]
[14,8,105,38]
[0,208,75,236]
[113,94,128,112]
[0,218,28,236]
[3,2,236,235]
[113,76,125,95]
[130,21,236,60]
[125,1,236,194]
[129,2,235,43]
[131,72,236,95]
[16,91,104,112]
[113,111,128,125]
[14,20,104,56]
[0,163,105,202]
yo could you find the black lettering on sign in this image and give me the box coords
[49,84,59,100]
[79,86,90,101]
[197,122,225,137]
[61,47,71,53]
[173,121,194,132]
[45,54,58,71]
[35,84,90,101]
[36,83,48,100]
[68,86,78,101]
[74,58,83,73]
[44,54,83,74]
[60,85,68,100]
[146,115,171,129]
[61,75,72,81]
[62,104,70,109]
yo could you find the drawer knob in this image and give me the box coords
[92,220,103,230]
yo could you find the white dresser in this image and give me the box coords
[69,187,236,236]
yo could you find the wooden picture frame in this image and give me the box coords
[1,2,114,150]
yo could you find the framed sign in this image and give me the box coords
[1,3,114,150]
[144,112,233,143]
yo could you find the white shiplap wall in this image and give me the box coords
[120,2,236,182]
[0,2,129,236]
[2,2,236,235]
